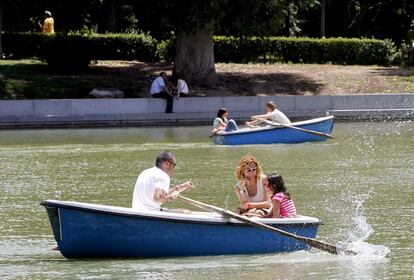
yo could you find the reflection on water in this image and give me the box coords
[0,122,413,279]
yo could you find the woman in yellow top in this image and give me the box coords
[38,11,54,34]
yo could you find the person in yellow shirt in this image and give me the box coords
[38,11,54,34]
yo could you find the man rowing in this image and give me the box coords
[246,101,291,127]
[132,151,193,211]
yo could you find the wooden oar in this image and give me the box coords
[178,195,356,255]
[263,120,335,139]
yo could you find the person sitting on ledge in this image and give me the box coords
[150,72,174,113]
[175,78,189,99]
[212,107,239,135]
[246,101,290,127]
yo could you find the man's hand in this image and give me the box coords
[180,180,194,190]
[169,190,181,200]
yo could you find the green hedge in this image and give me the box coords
[214,36,397,65]
[2,32,159,70]
[1,32,397,67]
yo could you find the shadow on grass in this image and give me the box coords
[0,60,325,99]
[216,72,323,96]
[371,67,414,77]
[89,61,325,96]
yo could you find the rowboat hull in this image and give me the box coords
[212,116,334,145]
[41,200,322,259]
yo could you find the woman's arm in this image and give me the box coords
[212,118,226,134]
[235,185,249,203]
[235,183,252,210]
[236,187,271,210]
[247,200,271,209]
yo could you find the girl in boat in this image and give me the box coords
[211,108,239,135]
[234,155,272,217]
[264,173,297,218]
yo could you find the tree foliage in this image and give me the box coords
[2,0,412,44]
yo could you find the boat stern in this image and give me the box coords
[41,201,62,247]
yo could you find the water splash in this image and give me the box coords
[332,189,390,258]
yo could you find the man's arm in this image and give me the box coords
[153,181,194,203]
[153,187,171,203]
[169,181,194,195]
[246,113,271,126]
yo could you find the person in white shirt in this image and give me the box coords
[150,72,174,113]
[132,151,193,211]
[246,101,291,127]
[176,79,189,99]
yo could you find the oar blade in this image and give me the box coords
[306,238,357,255]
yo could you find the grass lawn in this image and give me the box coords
[1,59,413,99]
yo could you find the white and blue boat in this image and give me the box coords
[212,116,334,145]
[41,200,322,259]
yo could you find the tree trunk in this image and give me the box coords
[173,29,216,87]
[320,0,326,38]
[0,6,3,58]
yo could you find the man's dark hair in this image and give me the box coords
[155,151,175,168]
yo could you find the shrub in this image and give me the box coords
[88,32,158,61]
[214,36,397,66]
[2,32,398,66]
[2,32,158,70]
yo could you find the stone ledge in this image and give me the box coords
[0,109,412,128]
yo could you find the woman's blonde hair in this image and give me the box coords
[235,155,263,181]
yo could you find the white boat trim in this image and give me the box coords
[43,200,321,225]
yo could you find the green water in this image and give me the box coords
[0,122,413,279]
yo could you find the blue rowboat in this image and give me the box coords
[41,200,322,259]
[212,116,334,145]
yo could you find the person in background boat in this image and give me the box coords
[246,101,291,127]
[212,108,239,135]
[264,173,297,218]
[234,155,271,217]
[150,72,174,113]
[132,151,193,211]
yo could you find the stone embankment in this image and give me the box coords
[0,94,413,128]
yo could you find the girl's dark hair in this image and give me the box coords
[217,108,228,119]
[267,173,291,200]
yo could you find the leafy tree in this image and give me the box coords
[132,0,297,86]
[324,0,414,44]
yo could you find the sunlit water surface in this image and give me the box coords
[0,122,413,279]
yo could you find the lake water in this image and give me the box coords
[0,122,413,279]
